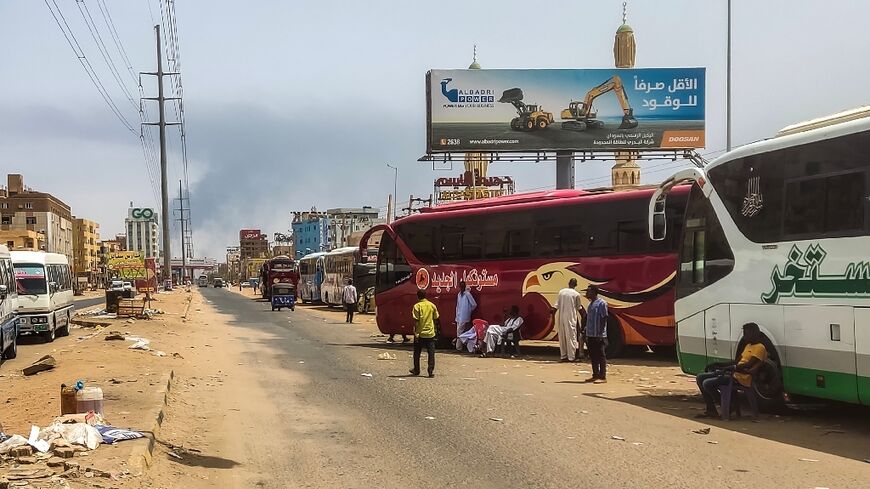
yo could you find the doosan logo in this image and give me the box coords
[668,135,700,143]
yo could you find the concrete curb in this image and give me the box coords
[127,369,175,473]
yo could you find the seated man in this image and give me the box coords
[480,305,523,357]
[456,321,479,353]
[695,322,768,418]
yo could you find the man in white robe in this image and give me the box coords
[481,305,524,357]
[554,278,583,362]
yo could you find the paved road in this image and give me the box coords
[139,287,870,489]
[74,295,104,310]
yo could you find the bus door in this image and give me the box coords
[857,308,870,404]
[783,306,858,403]
[704,305,732,364]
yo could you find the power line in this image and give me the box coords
[75,0,138,110]
[43,0,137,134]
[95,0,138,84]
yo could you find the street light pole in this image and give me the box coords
[386,164,398,222]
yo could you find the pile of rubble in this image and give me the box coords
[0,414,144,486]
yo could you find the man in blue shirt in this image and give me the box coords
[454,281,477,350]
[582,285,609,384]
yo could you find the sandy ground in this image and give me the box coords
[0,289,193,487]
[123,287,870,489]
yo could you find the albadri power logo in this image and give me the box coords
[440,78,494,106]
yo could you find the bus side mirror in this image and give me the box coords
[650,196,667,241]
[0,284,7,299]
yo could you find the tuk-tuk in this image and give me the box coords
[271,282,296,311]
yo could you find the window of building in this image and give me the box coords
[1,216,10,225]
[26,216,37,225]
[0,203,7,209]
[6,241,13,248]
[24,202,33,209]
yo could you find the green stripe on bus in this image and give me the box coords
[782,366,866,404]
[681,352,870,405]
[678,352,730,376]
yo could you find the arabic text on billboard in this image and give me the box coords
[240,229,261,240]
[426,68,705,153]
[107,251,147,280]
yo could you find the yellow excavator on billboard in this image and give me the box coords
[498,87,554,131]
[561,75,639,131]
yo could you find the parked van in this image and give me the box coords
[12,251,74,342]
[0,245,19,360]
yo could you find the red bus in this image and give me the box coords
[360,186,689,356]
[260,255,299,299]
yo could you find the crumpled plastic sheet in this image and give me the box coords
[0,434,29,454]
[38,422,102,450]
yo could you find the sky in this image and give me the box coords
[2,0,869,260]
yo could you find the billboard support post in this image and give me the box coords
[555,151,574,189]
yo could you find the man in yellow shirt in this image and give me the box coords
[410,289,440,378]
[695,322,768,418]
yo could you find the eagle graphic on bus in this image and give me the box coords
[521,261,676,342]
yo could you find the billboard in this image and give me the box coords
[426,68,705,153]
[240,229,261,240]
[107,251,147,280]
[128,207,156,221]
[135,258,157,293]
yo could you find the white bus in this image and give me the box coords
[649,107,870,407]
[12,251,74,342]
[321,247,359,307]
[0,245,19,360]
[298,252,327,304]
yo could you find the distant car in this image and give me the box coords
[213,278,224,288]
[109,281,124,291]
[122,282,133,291]
[197,277,208,287]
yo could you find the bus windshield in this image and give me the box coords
[15,263,47,295]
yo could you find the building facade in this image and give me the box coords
[125,206,159,258]
[239,229,269,260]
[292,210,329,257]
[0,174,74,261]
[0,229,45,251]
[72,218,100,282]
[326,207,380,250]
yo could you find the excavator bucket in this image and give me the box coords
[619,109,639,129]
[498,88,524,104]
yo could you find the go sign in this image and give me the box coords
[131,208,154,219]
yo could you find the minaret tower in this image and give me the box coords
[612,2,641,189]
[464,45,489,189]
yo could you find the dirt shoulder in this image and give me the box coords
[0,289,195,486]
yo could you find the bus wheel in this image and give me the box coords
[605,318,625,358]
[736,336,786,412]
[58,312,71,337]
[43,319,56,343]
[2,336,16,360]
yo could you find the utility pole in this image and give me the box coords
[177,180,188,283]
[726,0,732,152]
[141,25,179,283]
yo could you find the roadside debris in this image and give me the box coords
[377,352,397,360]
[488,417,504,422]
[692,427,711,435]
[23,355,57,376]
[127,337,151,350]
[360,373,373,378]
[424,416,435,420]
[610,435,626,441]
[104,331,126,341]
[798,458,820,462]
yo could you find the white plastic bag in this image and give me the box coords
[39,422,102,450]
[0,434,29,454]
